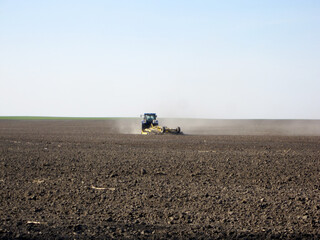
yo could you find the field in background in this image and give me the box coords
[0,116,125,120]
[1,117,320,135]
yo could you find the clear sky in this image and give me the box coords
[1,0,319,119]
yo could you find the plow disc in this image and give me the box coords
[141,125,181,135]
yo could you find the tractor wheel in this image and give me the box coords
[161,127,166,133]
[176,127,181,134]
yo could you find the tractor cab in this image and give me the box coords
[141,113,158,130]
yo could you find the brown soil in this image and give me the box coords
[1,120,320,239]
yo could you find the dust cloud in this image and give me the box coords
[114,118,141,134]
[162,119,320,136]
[115,118,320,136]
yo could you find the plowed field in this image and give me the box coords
[1,120,320,239]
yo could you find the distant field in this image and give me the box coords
[0,116,127,120]
[1,117,320,135]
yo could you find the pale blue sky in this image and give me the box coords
[1,0,319,118]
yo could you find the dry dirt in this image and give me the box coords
[1,120,320,239]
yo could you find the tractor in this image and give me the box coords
[141,113,181,135]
